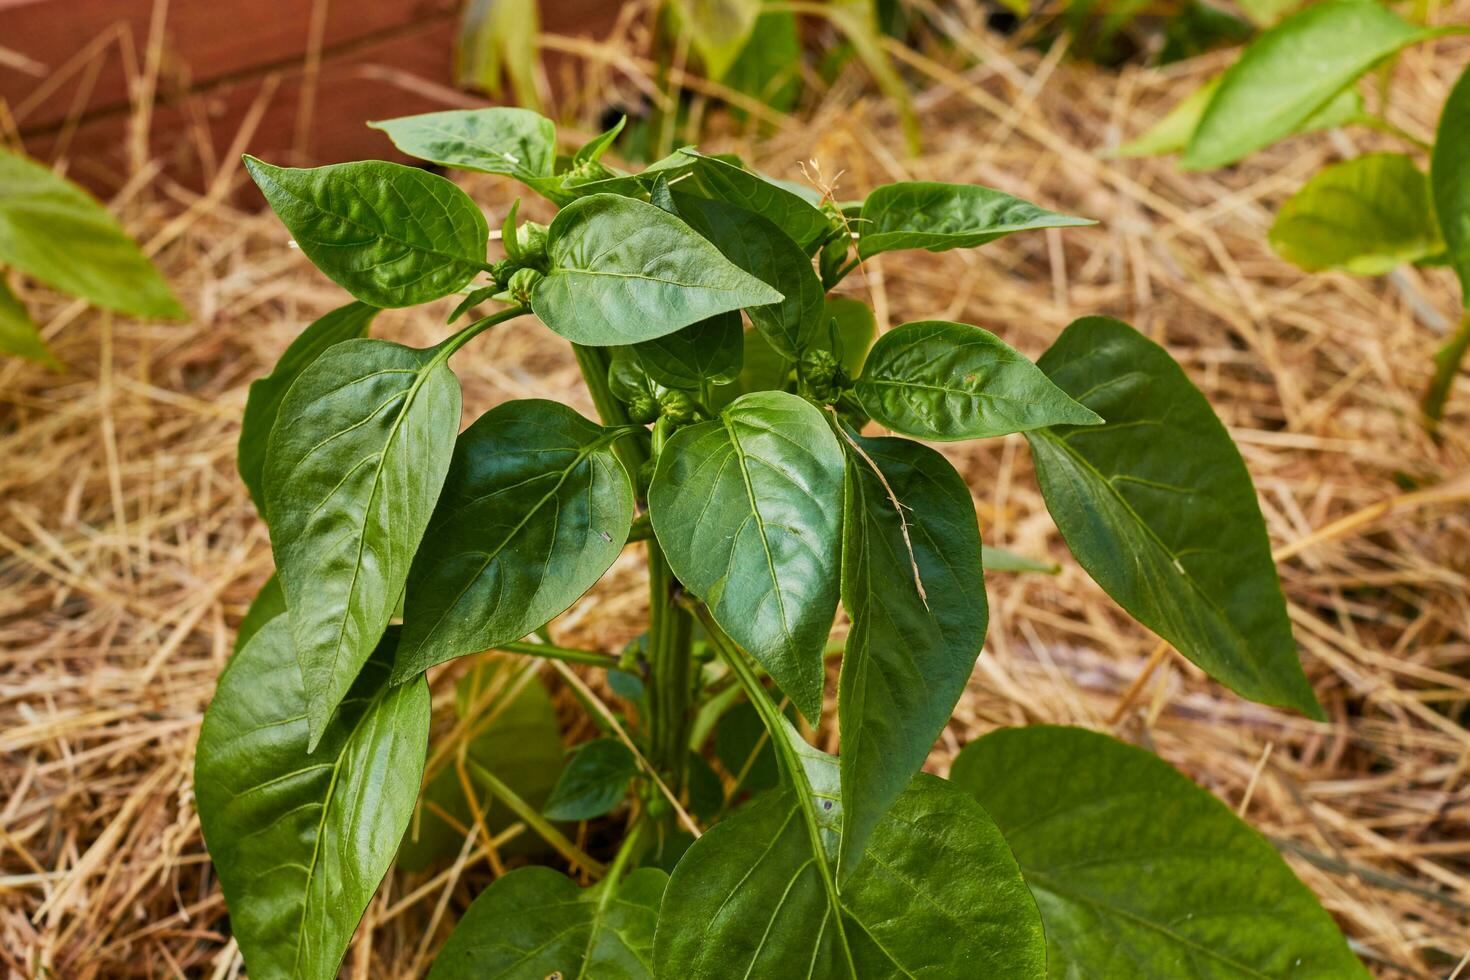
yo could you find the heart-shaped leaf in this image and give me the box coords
[677,150,833,252]
[395,399,634,680]
[856,181,1092,260]
[837,432,988,880]
[369,107,557,186]
[264,338,460,745]
[1025,317,1321,718]
[532,194,782,345]
[951,726,1369,979]
[238,302,378,512]
[196,619,429,980]
[855,320,1101,441]
[244,157,488,307]
[629,310,743,389]
[542,738,640,820]
[649,391,844,723]
[0,278,57,368]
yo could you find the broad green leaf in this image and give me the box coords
[1270,153,1442,275]
[629,310,743,389]
[0,149,183,319]
[1433,62,1470,299]
[857,181,1093,260]
[244,157,488,308]
[855,320,1102,440]
[672,190,824,357]
[395,399,633,679]
[837,432,987,880]
[649,391,844,722]
[455,0,541,111]
[542,738,639,820]
[264,338,460,746]
[982,545,1059,574]
[0,277,58,368]
[671,0,762,80]
[532,194,781,345]
[370,107,555,183]
[1025,317,1322,718]
[429,866,666,979]
[234,573,286,656]
[811,296,876,374]
[723,11,802,114]
[676,150,833,252]
[654,731,1046,978]
[1114,78,1361,158]
[196,619,429,980]
[237,302,377,512]
[1182,0,1448,170]
[951,726,1369,979]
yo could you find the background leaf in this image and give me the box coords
[1432,63,1470,299]
[982,545,1059,575]
[810,296,876,374]
[857,181,1092,260]
[630,310,743,389]
[370,108,556,183]
[244,157,488,307]
[670,0,762,81]
[196,619,429,980]
[542,738,640,820]
[0,277,58,368]
[455,0,542,111]
[723,11,803,114]
[1024,317,1321,718]
[951,726,1368,979]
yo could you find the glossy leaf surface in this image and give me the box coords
[1433,62,1470,298]
[264,339,459,745]
[370,107,555,183]
[856,181,1092,260]
[649,391,844,722]
[542,737,640,820]
[837,432,988,879]
[952,726,1368,979]
[244,157,488,307]
[429,866,666,979]
[0,148,183,318]
[855,320,1101,440]
[395,399,634,680]
[0,277,57,367]
[1025,317,1321,718]
[677,150,832,251]
[238,301,377,511]
[1270,153,1442,275]
[196,619,429,980]
[533,194,781,345]
[629,310,743,389]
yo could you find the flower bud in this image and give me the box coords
[506,267,544,306]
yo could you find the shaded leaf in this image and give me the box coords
[1433,62,1470,299]
[234,573,286,656]
[724,11,803,114]
[811,295,876,374]
[857,181,1092,260]
[677,150,833,252]
[0,277,58,368]
[630,310,743,389]
[714,698,786,795]
[542,738,639,820]
[982,545,1059,575]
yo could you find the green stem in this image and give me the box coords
[573,343,648,475]
[1423,311,1470,429]
[469,759,606,876]
[1351,113,1432,153]
[594,820,647,903]
[495,640,619,669]
[436,304,529,361]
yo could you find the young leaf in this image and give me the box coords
[856,181,1093,260]
[951,726,1369,978]
[672,191,824,357]
[1025,317,1322,718]
[0,277,59,368]
[428,866,666,979]
[854,320,1102,441]
[1433,63,1470,300]
[649,391,844,723]
[244,157,488,307]
[982,545,1060,575]
[542,738,640,820]
[1270,153,1443,275]
[264,339,460,746]
[237,302,377,512]
[395,399,635,681]
[370,107,556,184]
[233,573,286,656]
[811,296,876,374]
[629,310,743,389]
[0,148,184,319]
[837,432,988,880]
[532,194,782,345]
[196,620,429,980]
[676,150,833,252]
[573,115,626,165]
[1182,0,1448,170]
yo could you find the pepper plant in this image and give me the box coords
[196,106,1368,978]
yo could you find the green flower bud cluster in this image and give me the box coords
[799,348,851,405]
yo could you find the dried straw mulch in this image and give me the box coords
[2,5,1469,977]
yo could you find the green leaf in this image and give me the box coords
[856,180,1092,260]
[455,0,541,111]
[1115,78,1361,158]
[855,320,1102,441]
[714,698,787,795]
[196,619,429,980]
[0,277,59,368]
[811,296,876,375]
[234,573,286,656]
[264,338,460,746]
[237,302,377,512]
[370,107,556,183]
[447,284,500,323]
[532,194,781,346]
[982,545,1060,575]
[542,738,639,820]
[649,391,844,723]
[1270,153,1443,275]
[723,11,802,113]
[0,149,183,319]
[709,327,791,411]
[951,726,1369,979]
[244,156,488,307]
[574,115,626,166]
[395,399,634,680]
[629,310,743,389]
[825,0,922,155]
[671,190,824,358]
[676,150,833,252]
[670,0,762,80]
[1182,0,1447,170]
[428,866,666,979]
[654,732,1046,978]
[837,432,988,879]
[1025,317,1322,718]
[1433,63,1470,299]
